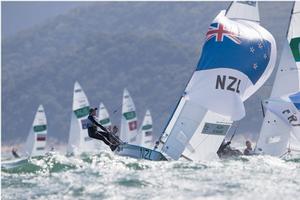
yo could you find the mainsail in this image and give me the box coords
[120,88,138,144]
[138,110,154,148]
[67,81,95,155]
[25,105,47,157]
[159,2,276,161]
[255,2,300,156]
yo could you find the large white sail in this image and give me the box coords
[255,2,300,156]
[120,88,138,144]
[67,81,95,155]
[25,105,47,157]
[160,4,276,161]
[139,110,154,148]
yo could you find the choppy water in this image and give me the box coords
[2,151,300,200]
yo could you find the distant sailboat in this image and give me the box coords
[25,104,48,157]
[138,110,154,148]
[158,1,276,161]
[96,102,112,150]
[119,88,138,144]
[255,2,300,156]
[67,81,95,155]
[98,102,112,131]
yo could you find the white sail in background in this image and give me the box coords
[96,102,111,150]
[98,102,112,130]
[255,2,300,156]
[67,81,95,155]
[120,88,138,144]
[25,105,47,157]
[226,1,259,23]
[139,110,154,148]
[159,3,276,161]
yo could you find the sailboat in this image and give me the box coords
[115,1,276,161]
[138,110,154,149]
[66,81,95,155]
[115,90,167,160]
[119,88,138,144]
[96,102,112,150]
[158,1,276,161]
[255,2,300,157]
[2,105,48,168]
[25,104,48,157]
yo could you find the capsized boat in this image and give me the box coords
[66,81,95,155]
[255,2,300,157]
[158,1,276,161]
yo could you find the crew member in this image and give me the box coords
[12,148,20,158]
[244,140,254,155]
[87,108,119,151]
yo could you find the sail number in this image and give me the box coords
[140,148,152,160]
[282,109,300,126]
[215,75,241,93]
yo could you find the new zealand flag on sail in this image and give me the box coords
[197,21,271,84]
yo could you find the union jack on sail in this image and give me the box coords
[206,23,241,44]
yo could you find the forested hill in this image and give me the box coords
[2,2,292,144]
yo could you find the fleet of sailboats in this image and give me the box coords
[5,1,300,163]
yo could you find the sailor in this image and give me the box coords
[87,108,119,151]
[12,148,20,158]
[217,140,242,158]
[243,140,254,155]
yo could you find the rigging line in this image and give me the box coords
[229,120,241,142]
[260,100,266,118]
[286,1,296,37]
[279,150,290,159]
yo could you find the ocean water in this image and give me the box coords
[2,151,300,200]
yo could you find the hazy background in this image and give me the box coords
[2,2,293,147]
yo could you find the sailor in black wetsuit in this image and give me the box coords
[217,140,242,158]
[12,148,20,158]
[87,108,119,151]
